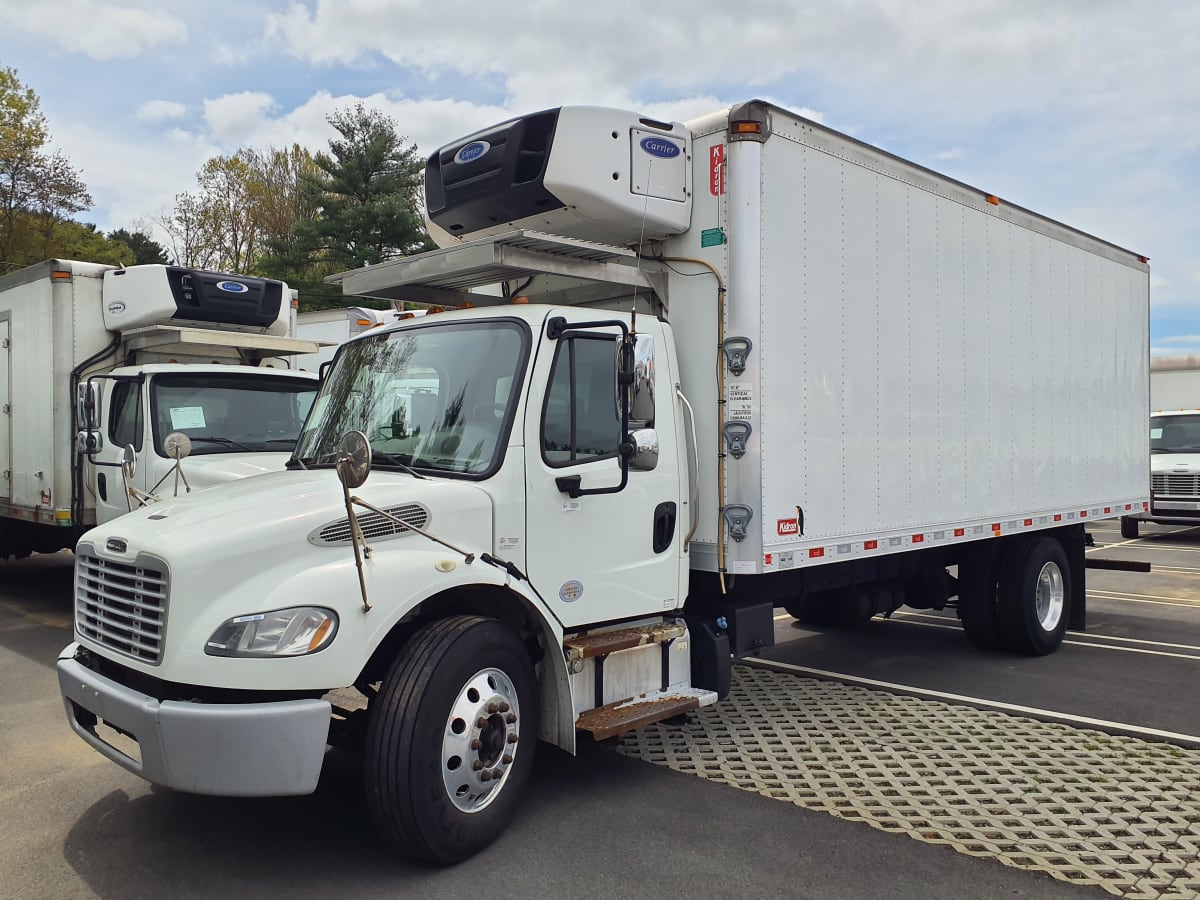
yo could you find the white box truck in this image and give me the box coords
[1120,356,1200,536]
[292,306,403,371]
[57,102,1150,863]
[0,259,322,559]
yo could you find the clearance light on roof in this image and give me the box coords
[51,269,72,281]
[356,318,374,327]
[511,296,530,304]
[731,120,762,135]
[986,195,1000,206]
[397,312,415,320]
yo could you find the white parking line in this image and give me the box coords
[746,656,1200,746]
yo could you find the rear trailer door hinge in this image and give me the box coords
[722,504,754,542]
[723,420,752,459]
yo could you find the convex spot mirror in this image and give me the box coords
[163,432,192,460]
[121,444,137,480]
[336,430,372,489]
[629,428,659,471]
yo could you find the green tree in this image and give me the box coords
[291,102,431,272]
[0,65,92,270]
[107,226,170,265]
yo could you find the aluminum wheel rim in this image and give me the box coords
[1035,561,1065,631]
[442,666,521,813]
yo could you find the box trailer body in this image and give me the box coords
[292,306,414,371]
[57,102,1150,863]
[0,260,321,558]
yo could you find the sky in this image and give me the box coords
[1,0,1197,356]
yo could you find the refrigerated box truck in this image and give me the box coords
[58,102,1149,863]
[0,260,322,559]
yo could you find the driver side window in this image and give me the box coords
[108,382,143,451]
[542,335,619,466]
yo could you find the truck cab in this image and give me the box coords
[86,363,318,524]
[1121,410,1200,537]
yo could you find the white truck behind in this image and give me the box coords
[1120,356,1200,536]
[57,102,1149,863]
[292,306,412,372]
[0,260,321,559]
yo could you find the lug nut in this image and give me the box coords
[499,702,510,713]
[470,739,481,750]
[492,768,504,780]
[502,754,513,765]
[473,760,484,771]
[507,733,518,744]
[477,716,488,727]
[505,713,517,724]
[487,702,498,714]
[480,771,492,782]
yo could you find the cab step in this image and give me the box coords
[563,621,686,662]
[575,687,717,741]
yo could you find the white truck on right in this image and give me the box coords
[57,101,1150,864]
[1121,356,1200,537]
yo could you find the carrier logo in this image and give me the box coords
[106,301,126,315]
[777,518,799,536]
[454,141,490,164]
[106,538,128,554]
[216,281,249,294]
[640,136,681,159]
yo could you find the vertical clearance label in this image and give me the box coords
[710,144,725,196]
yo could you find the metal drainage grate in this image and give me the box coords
[617,666,1200,899]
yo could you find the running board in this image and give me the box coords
[576,687,717,741]
[564,622,687,662]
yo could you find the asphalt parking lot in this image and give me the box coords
[2,521,1198,898]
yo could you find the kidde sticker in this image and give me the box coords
[777,518,799,536]
[710,144,725,196]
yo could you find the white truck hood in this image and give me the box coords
[167,451,293,490]
[1150,452,1200,474]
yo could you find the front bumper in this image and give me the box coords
[57,643,331,797]
[1129,499,1200,525]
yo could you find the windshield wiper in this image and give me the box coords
[371,451,428,479]
[285,456,309,470]
[186,435,254,452]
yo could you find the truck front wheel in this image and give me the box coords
[365,615,538,864]
[997,536,1070,656]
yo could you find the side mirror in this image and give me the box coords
[76,381,101,430]
[75,430,104,455]
[617,334,655,427]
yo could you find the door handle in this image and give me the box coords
[653,502,677,553]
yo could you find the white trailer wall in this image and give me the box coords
[744,118,1148,566]
[669,108,1148,574]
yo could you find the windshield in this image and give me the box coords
[1150,414,1200,453]
[150,372,318,456]
[294,319,529,476]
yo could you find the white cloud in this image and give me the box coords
[0,0,186,60]
[203,92,280,146]
[136,100,187,123]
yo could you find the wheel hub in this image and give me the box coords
[1034,561,1065,631]
[442,667,520,813]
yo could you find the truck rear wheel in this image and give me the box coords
[996,536,1070,656]
[1120,517,1139,539]
[364,615,538,864]
[956,544,1004,650]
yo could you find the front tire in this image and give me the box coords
[1120,517,1139,539]
[365,615,538,864]
[997,537,1070,656]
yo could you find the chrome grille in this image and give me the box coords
[311,503,430,546]
[1152,473,1200,496]
[75,549,168,665]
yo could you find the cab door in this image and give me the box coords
[523,311,683,629]
[90,378,149,525]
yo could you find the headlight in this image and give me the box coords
[205,607,338,657]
